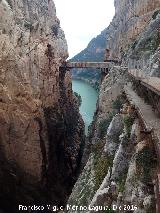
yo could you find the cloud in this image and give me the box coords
[54,0,115,57]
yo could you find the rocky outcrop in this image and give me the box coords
[127,13,160,76]
[0,0,84,212]
[107,0,160,60]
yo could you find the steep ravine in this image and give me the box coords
[0,0,85,212]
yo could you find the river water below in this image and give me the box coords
[72,79,98,134]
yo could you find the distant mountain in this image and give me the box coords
[71,28,108,90]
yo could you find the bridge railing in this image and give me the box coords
[61,61,112,69]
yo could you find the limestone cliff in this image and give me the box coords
[0,0,84,212]
[106,0,160,60]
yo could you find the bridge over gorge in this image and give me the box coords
[60,61,125,79]
[60,60,126,69]
[61,61,115,68]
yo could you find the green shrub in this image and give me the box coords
[123,115,133,137]
[117,169,128,193]
[118,180,125,193]
[92,140,105,156]
[140,34,160,52]
[98,113,114,139]
[136,147,154,183]
[94,81,100,91]
[94,156,113,190]
[74,92,82,107]
[112,97,123,112]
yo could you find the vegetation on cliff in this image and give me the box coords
[74,92,82,107]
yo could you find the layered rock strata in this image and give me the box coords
[107,0,160,60]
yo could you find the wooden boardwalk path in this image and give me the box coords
[125,84,160,213]
[128,69,160,96]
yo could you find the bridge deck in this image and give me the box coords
[62,62,110,69]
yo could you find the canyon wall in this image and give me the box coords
[107,0,160,60]
[0,0,84,212]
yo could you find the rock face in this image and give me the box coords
[107,0,160,60]
[0,0,84,211]
[127,13,160,75]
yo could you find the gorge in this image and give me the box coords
[0,0,160,213]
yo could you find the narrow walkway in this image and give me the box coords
[125,84,160,157]
[128,69,160,96]
[125,84,160,213]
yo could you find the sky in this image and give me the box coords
[54,0,115,58]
